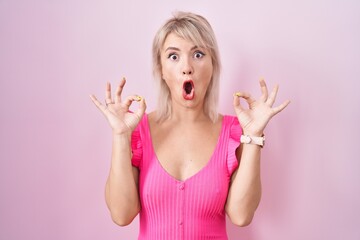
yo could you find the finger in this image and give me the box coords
[233,92,244,111]
[259,78,268,102]
[266,84,279,107]
[115,77,126,103]
[122,95,143,109]
[233,91,256,106]
[89,94,108,113]
[105,82,113,104]
[272,100,291,115]
[135,97,147,119]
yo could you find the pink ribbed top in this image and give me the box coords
[131,114,242,240]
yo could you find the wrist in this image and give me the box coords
[112,131,131,140]
[240,134,265,148]
[242,131,263,137]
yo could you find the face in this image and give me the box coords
[161,33,213,108]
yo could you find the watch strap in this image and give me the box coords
[240,134,265,148]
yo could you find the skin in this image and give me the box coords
[161,33,213,111]
[90,33,290,227]
[150,33,222,182]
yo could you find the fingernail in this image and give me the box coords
[135,96,142,101]
[122,76,126,81]
[233,92,241,97]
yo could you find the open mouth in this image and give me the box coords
[182,80,195,100]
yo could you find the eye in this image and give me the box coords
[194,51,205,59]
[168,53,178,61]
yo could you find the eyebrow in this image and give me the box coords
[164,46,199,52]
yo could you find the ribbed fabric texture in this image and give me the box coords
[131,114,242,240]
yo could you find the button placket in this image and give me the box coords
[178,182,185,239]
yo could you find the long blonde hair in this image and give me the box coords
[152,11,221,123]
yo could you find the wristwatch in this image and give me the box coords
[240,134,265,148]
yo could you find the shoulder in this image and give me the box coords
[146,111,159,132]
[221,114,240,127]
[132,112,150,137]
[222,115,242,142]
[147,111,157,124]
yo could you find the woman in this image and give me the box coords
[90,11,290,239]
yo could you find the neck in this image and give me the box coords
[168,101,208,123]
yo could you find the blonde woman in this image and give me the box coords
[90,11,290,240]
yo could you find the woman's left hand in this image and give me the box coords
[233,78,290,136]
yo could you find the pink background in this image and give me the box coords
[1,0,359,239]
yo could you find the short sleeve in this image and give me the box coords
[227,116,242,175]
[131,126,143,168]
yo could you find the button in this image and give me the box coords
[179,184,184,190]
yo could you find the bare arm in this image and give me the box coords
[226,78,290,226]
[225,143,262,226]
[104,134,140,226]
[90,78,146,226]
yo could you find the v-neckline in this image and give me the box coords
[145,114,226,183]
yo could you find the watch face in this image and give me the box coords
[241,135,251,143]
[241,135,265,147]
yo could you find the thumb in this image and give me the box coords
[233,92,245,112]
[135,97,147,119]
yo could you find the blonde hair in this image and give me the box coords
[152,11,221,123]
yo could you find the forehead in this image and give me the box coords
[162,33,196,50]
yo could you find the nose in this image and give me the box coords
[183,69,192,75]
[182,58,193,75]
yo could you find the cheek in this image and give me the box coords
[199,64,213,92]
[161,62,174,80]
[199,62,213,82]
[161,67,170,80]
[161,65,176,88]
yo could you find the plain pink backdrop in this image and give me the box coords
[1,0,359,239]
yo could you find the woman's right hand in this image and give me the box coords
[90,78,146,136]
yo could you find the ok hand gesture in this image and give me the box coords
[90,78,146,135]
[233,78,290,136]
